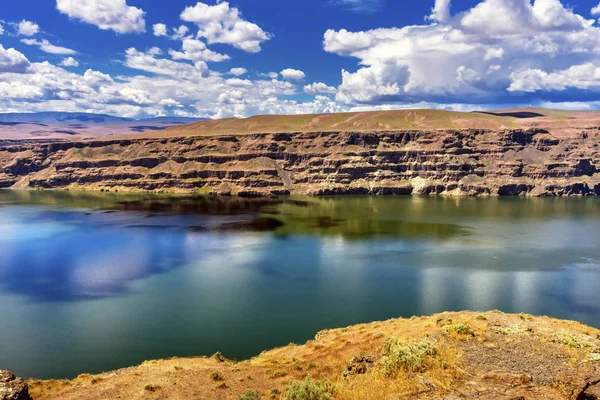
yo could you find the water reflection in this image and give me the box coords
[0,191,599,379]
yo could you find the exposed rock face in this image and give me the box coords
[0,128,599,196]
[0,371,31,400]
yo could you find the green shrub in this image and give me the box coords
[491,325,531,336]
[268,370,287,379]
[380,337,437,376]
[238,389,261,400]
[552,332,595,348]
[446,324,475,337]
[210,370,224,381]
[144,384,159,392]
[212,352,226,362]
[284,377,336,400]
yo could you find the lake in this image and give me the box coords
[0,190,599,379]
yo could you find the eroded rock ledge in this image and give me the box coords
[1,128,599,196]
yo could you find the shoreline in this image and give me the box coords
[25,311,600,400]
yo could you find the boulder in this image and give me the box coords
[0,371,31,400]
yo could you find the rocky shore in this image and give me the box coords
[0,128,599,197]
[13,311,600,400]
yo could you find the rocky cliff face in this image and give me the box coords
[0,128,599,196]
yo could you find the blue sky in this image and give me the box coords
[2,0,600,118]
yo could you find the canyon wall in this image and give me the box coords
[0,128,599,196]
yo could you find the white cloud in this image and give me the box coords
[460,0,585,35]
[280,68,306,83]
[168,38,229,63]
[0,44,31,73]
[180,2,271,52]
[0,24,4,36]
[171,25,190,40]
[304,82,337,95]
[429,0,451,23]
[21,39,77,55]
[592,3,600,16]
[508,63,600,92]
[153,23,167,37]
[125,47,209,79]
[456,66,480,84]
[56,0,145,34]
[60,57,79,67]
[484,47,504,61]
[18,20,40,36]
[324,0,600,106]
[229,67,247,76]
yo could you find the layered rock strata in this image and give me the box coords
[1,128,599,196]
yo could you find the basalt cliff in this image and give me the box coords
[1,127,599,196]
[1,108,600,196]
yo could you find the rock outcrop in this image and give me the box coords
[0,128,599,196]
[0,371,31,400]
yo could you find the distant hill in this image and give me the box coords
[0,112,207,142]
[0,112,133,124]
[135,107,600,139]
[0,112,206,125]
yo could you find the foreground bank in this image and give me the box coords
[0,128,599,197]
[21,311,600,399]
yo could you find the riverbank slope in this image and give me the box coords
[27,311,600,400]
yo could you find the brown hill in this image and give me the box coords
[128,108,600,139]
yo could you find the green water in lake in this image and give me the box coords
[0,191,599,379]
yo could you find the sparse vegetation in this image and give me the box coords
[491,325,532,336]
[552,332,595,348]
[210,370,224,381]
[144,384,159,392]
[238,389,261,400]
[380,337,438,375]
[446,323,475,337]
[212,351,226,362]
[268,370,287,379]
[284,377,336,400]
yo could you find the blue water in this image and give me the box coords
[0,191,599,379]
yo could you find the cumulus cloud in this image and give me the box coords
[593,3,600,16]
[304,82,337,95]
[60,57,79,67]
[18,20,40,36]
[229,67,247,76]
[508,63,600,92]
[181,1,271,52]
[0,24,4,36]
[153,23,167,37]
[324,0,600,106]
[125,47,209,79]
[0,44,31,73]
[56,0,146,34]
[21,38,77,55]
[429,0,451,22]
[168,38,229,63]
[280,68,306,83]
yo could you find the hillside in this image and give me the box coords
[128,108,600,139]
[25,311,600,400]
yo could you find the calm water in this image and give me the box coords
[1,191,599,379]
